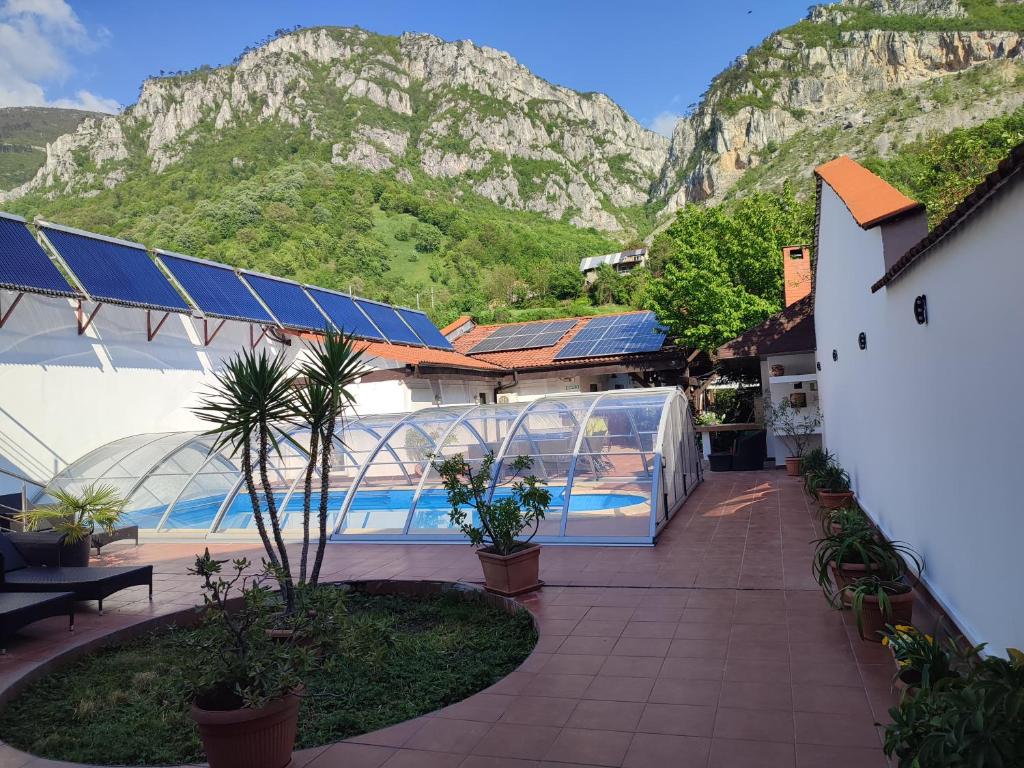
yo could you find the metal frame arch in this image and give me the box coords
[403,404,485,534]
[155,438,237,531]
[484,396,550,503]
[120,432,207,510]
[558,391,611,535]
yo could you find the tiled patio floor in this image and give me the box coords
[0,470,897,768]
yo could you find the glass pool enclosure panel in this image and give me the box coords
[44,388,700,545]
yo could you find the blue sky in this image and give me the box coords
[1,0,812,135]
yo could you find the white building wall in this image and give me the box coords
[814,181,1024,652]
[0,292,296,495]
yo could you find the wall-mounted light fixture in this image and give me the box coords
[858,332,867,350]
[816,361,822,371]
[914,295,928,325]
[832,349,838,362]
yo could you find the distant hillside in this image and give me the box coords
[0,107,102,190]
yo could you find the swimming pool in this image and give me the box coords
[125,487,649,533]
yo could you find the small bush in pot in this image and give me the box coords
[812,526,922,601]
[845,576,915,642]
[186,550,316,768]
[433,452,551,596]
[764,398,822,476]
[883,648,1024,767]
[799,448,832,491]
[806,461,854,509]
[820,503,872,536]
[20,482,127,565]
[882,624,976,694]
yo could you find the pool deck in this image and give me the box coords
[0,470,895,768]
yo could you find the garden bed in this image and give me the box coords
[0,585,536,766]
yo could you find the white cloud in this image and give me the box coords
[0,0,119,113]
[649,111,682,138]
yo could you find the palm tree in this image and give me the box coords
[289,378,329,585]
[298,330,366,586]
[194,349,298,610]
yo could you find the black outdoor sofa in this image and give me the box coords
[708,429,767,472]
[0,533,152,615]
[0,592,74,652]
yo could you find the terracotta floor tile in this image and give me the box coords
[648,677,722,706]
[500,696,578,727]
[382,749,464,767]
[659,657,726,681]
[709,738,796,768]
[713,707,795,743]
[790,662,863,687]
[543,727,632,767]
[572,620,628,637]
[723,659,791,684]
[474,724,561,760]
[791,684,873,716]
[459,757,540,768]
[540,654,607,675]
[793,712,882,748]
[566,699,645,731]
[611,637,672,657]
[404,717,491,754]
[795,743,889,768]
[638,702,716,737]
[307,742,395,768]
[674,622,731,640]
[350,717,428,746]
[557,636,617,655]
[718,680,794,711]
[585,606,636,621]
[622,733,711,768]
[528,673,594,699]
[599,655,663,678]
[667,638,728,660]
[582,675,655,702]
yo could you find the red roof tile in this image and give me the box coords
[283,331,503,372]
[815,156,924,229]
[439,315,473,336]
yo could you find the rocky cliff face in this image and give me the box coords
[1,27,667,232]
[4,0,1023,233]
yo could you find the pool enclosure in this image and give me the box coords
[43,388,701,545]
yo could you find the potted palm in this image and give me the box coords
[433,453,551,596]
[20,482,127,566]
[187,550,313,768]
[806,460,854,509]
[764,398,821,476]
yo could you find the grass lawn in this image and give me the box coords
[373,209,437,286]
[0,591,536,766]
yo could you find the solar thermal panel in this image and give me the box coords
[39,222,189,312]
[0,213,76,297]
[157,251,272,323]
[355,299,423,346]
[239,271,328,331]
[397,308,454,350]
[306,287,386,341]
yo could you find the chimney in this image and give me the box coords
[782,245,811,307]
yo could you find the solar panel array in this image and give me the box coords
[40,224,190,313]
[554,312,667,360]
[0,215,76,297]
[157,251,273,324]
[468,319,577,354]
[0,212,459,352]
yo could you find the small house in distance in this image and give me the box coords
[579,247,648,283]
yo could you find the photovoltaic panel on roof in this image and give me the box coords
[239,272,328,331]
[0,214,76,297]
[396,308,454,350]
[355,299,423,346]
[467,319,577,354]
[157,252,273,324]
[306,287,386,341]
[40,224,190,312]
[554,312,667,360]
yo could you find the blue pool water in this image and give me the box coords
[126,487,647,532]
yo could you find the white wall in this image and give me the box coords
[0,291,296,495]
[814,181,1024,652]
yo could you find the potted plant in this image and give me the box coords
[807,461,854,509]
[763,398,821,476]
[433,452,551,596]
[812,525,922,600]
[845,576,915,642]
[882,624,973,696]
[820,503,871,536]
[187,550,314,768]
[799,447,832,492]
[883,648,1024,766]
[20,482,127,566]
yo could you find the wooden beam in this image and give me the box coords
[146,310,171,342]
[77,300,101,335]
[203,317,227,346]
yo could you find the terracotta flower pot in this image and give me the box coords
[784,457,801,476]
[846,587,914,642]
[830,561,883,596]
[817,490,855,510]
[477,543,542,596]
[770,364,785,377]
[191,688,303,768]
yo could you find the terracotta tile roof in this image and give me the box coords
[872,140,1024,292]
[283,331,504,372]
[815,155,924,229]
[439,315,473,336]
[453,311,674,370]
[717,294,816,359]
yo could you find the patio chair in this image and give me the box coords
[0,533,153,615]
[0,591,75,652]
[91,525,140,554]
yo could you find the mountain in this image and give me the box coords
[0,107,102,190]
[3,3,1023,232]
